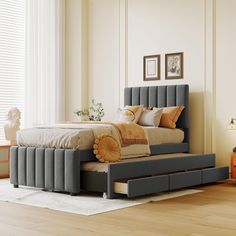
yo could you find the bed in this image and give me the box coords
[10,84,229,198]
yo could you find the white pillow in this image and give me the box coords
[118,105,143,123]
[138,108,163,126]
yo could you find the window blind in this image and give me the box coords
[0,0,25,140]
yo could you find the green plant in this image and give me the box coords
[75,99,105,121]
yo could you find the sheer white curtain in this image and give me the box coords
[25,0,65,127]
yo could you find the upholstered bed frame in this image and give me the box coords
[10,84,229,199]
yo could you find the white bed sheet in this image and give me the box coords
[143,126,184,145]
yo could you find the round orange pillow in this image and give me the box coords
[93,134,121,163]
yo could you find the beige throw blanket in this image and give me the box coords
[76,121,148,147]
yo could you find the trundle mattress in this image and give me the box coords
[81,153,194,173]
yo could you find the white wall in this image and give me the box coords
[87,0,205,153]
[65,0,88,121]
[127,0,205,153]
[65,0,236,166]
[88,0,120,120]
[66,0,206,153]
[215,0,236,166]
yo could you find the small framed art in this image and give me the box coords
[143,55,160,81]
[165,52,184,79]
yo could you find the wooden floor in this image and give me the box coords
[1,183,236,236]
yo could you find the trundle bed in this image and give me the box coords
[10,84,229,199]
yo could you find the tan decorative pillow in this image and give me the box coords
[118,105,143,123]
[138,108,163,126]
[154,106,184,128]
[93,134,121,163]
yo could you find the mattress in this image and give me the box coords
[17,124,184,150]
[81,153,195,173]
[17,123,151,158]
[17,126,95,150]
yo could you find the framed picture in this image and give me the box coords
[165,52,184,79]
[143,55,161,81]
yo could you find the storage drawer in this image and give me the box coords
[114,175,169,198]
[169,170,202,190]
[202,167,229,184]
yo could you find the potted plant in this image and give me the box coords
[75,99,104,121]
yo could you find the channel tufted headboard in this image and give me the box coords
[124,84,189,153]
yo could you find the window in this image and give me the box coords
[0,0,25,140]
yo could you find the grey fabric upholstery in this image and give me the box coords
[10,146,81,194]
[124,84,189,142]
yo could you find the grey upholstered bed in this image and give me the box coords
[10,84,229,198]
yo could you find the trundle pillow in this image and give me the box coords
[138,108,163,126]
[118,105,143,123]
[154,106,184,129]
[93,134,121,163]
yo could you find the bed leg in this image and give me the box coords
[13,184,18,188]
[70,192,78,196]
[103,192,108,199]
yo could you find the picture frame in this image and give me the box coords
[165,52,184,79]
[143,55,161,81]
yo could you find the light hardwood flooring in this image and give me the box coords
[1,183,236,236]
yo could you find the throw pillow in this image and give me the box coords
[118,105,143,123]
[138,108,163,126]
[154,106,184,128]
[93,134,121,163]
